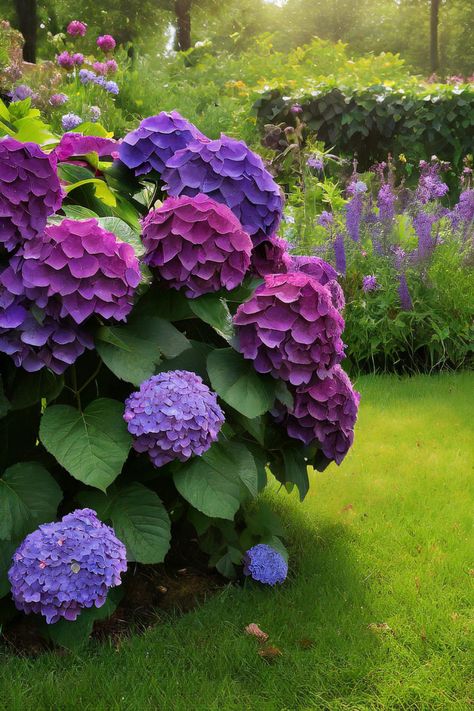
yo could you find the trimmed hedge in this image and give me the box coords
[253,84,474,172]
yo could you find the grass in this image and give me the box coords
[0,373,472,711]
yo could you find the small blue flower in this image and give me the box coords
[243,544,288,585]
[79,69,96,85]
[104,80,119,95]
[61,113,82,131]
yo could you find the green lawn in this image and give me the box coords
[0,374,472,711]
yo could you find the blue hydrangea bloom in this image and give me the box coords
[243,544,288,585]
[123,370,225,467]
[8,509,127,624]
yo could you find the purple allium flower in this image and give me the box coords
[275,365,360,465]
[79,69,96,85]
[233,272,345,386]
[142,194,252,298]
[92,61,108,75]
[334,233,346,275]
[97,34,116,53]
[61,113,83,131]
[307,156,324,170]
[15,218,140,324]
[49,93,68,107]
[413,212,435,260]
[10,84,36,102]
[377,184,395,224]
[89,105,101,122]
[8,509,126,624]
[243,544,287,585]
[123,370,225,468]
[362,275,378,292]
[163,134,283,245]
[56,51,75,70]
[398,273,412,310]
[118,110,205,178]
[72,53,84,66]
[290,103,303,115]
[67,20,87,37]
[0,137,63,252]
[104,80,119,95]
[317,210,334,228]
[105,59,118,74]
[55,132,117,161]
[0,274,93,374]
[250,235,291,278]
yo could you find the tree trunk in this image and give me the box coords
[430,0,440,73]
[14,0,37,63]
[174,0,192,51]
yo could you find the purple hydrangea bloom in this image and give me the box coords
[10,84,36,102]
[317,210,333,228]
[104,80,119,95]
[67,20,87,37]
[0,276,93,374]
[362,275,378,292]
[97,34,116,53]
[119,110,205,177]
[0,137,63,252]
[79,69,96,85]
[163,134,283,245]
[334,233,346,275]
[12,218,140,324]
[55,132,117,161]
[124,371,225,468]
[8,509,127,624]
[142,194,252,298]
[243,544,287,585]
[288,256,343,310]
[49,93,68,107]
[275,365,360,465]
[398,273,412,310]
[234,272,345,386]
[250,235,291,277]
[61,113,83,131]
[56,51,75,70]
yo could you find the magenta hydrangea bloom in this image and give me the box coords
[142,194,252,298]
[0,137,63,252]
[0,279,93,374]
[12,218,140,324]
[124,370,225,468]
[67,20,87,36]
[276,365,360,465]
[96,34,116,53]
[163,134,283,245]
[56,51,75,70]
[243,544,288,585]
[8,509,127,624]
[250,235,291,277]
[55,132,117,161]
[288,255,337,285]
[233,273,345,386]
[118,110,205,177]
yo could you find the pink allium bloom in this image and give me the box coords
[234,272,345,385]
[142,194,252,298]
[72,53,84,66]
[67,20,87,37]
[105,59,118,74]
[97,35,116,53]
[92,61,108,75]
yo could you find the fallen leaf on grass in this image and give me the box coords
[341,503,354,513]
[245,623,269,642]
[420,627,427,642]
[298,638,315,650]
[368,622,393,634]
[258,645,282,662]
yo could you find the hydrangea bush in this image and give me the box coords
[0,95,360,646]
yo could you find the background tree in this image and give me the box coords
[13,0,37,62]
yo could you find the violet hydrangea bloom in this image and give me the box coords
[118,110,205,177]
[13,218,140,324]
[67,20,87,36]
[97,34,116,53]
[289,256,344,310]
[163,134,283,245]
[233,272,345,386]
[124,370,225,468]
[275,365,360,465]
[142,194,252,298]
[243,544,288,585]
[0,137,63,252]
[55,132,117,161]
[8,509,127,624]
[250,235,291,277]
